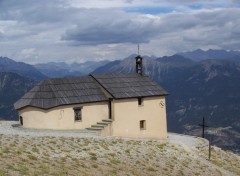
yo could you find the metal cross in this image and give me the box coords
[199,117,208,138]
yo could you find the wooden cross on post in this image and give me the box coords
[199,117,208,138]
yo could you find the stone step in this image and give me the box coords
[102,119,113,123]
[86,127,102,131]
[97,122,109,126]
[91,124,105,128]
[86,119,112,132]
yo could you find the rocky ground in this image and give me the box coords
[0,121,239,176]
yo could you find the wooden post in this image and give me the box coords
[202,117,205,138]
[209,135,211,160]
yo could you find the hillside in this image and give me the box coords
[0,57,47,81]
[0,121,239,176]
[93,54,240,152]
[0,56,45,120]
[0,72,36,120]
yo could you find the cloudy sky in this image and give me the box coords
[0,0,239,64]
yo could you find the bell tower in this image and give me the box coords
[135,45,143,75]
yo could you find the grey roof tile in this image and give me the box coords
[15,73,168,110]
[14,76,109,110]
[91,73,168,99]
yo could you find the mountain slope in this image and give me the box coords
[0,72,36,120]
[0,57,47,81]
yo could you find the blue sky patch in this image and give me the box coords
[124,7,174,14]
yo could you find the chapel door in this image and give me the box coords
[20,116,23,125]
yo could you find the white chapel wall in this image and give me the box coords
[18,102,108,130]
[111,96,167,139]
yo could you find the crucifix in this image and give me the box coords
[199,117,208,138]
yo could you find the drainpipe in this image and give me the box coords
[108,98,113,119]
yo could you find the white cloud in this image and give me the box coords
[61,7,240,49]
[20,48,36,56]
[19,48,39,63]
[0,0,239,64]
[69,0,237,9]
[61,11,161,45]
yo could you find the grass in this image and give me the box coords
[90,156,97,160]
[31,145,39,153]
[110,159,121,165]
[147,166,156,172]
[15,165,29,175]
[92,164,98,168]
[0,169,8,176]
[27,154,38,160]
[156,143,167,150]
[0,134,239,176]
[212,159,224,167]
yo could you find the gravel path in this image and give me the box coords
[0,121,98,138]
[0,121,207,150]
[168,132,208,151]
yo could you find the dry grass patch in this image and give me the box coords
[0,135,239,176]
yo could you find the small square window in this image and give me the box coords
[73,107,82,121]
[138,98,143,106]
[140,120,146,130]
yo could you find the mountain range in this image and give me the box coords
[0,57,46,81]
[178,49,240,62]
[0,49,239,153]
[34,60,110,78]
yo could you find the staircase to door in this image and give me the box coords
[86,119,112,136]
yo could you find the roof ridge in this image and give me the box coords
[90,74,114,99]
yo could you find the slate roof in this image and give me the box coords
[14,76,108,110]
[91,73,168,99]
[15,73,168,110]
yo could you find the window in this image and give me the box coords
[138,98,143,106]
[73,107,82,121]
[140,120,146,130]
